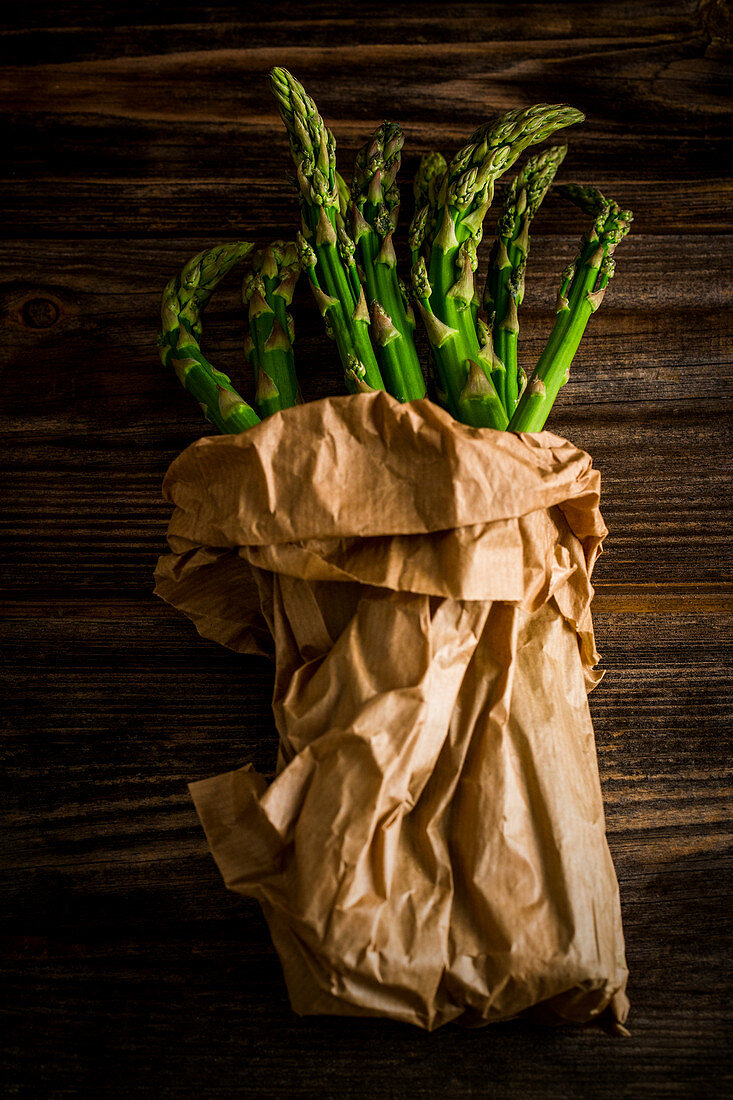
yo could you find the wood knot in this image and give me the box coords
[22,297,59,328]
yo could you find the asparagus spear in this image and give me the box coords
[413,150,447,209]
[484,144,567,412]
[411,150,447,246]
[242,240,301,417]
[269,66,385,395]
[508,188,633,432]
[350,123,426,402]
[412,103,584,429]
[408,151,449,407]
[158,242,261,434]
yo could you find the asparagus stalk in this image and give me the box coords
[158,242,261,434]
[409,152,448,406]
[350,123,426,401]
[269,67,385,395]
[508,188,633,432]
[484,144,567,412]
[412,103,584,429]
[242,240,301,417]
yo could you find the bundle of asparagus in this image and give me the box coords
[155,69,632,1034]
[159,68,632,437]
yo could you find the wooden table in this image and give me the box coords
[2,2,731,1095]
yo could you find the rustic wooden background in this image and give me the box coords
[2,1,731,1096]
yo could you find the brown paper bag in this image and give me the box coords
[155,392,629,1032]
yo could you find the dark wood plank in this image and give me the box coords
[2,0,698,32]
[3,584,733,619]
[5,36,726,131]
[5,115,730,184]
[4,898,729,1100]
[2,8,730,193]
[4,178,732,238]
[0,0,702,57]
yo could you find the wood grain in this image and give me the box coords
[5,178,733,238]
[1,2,731,1097]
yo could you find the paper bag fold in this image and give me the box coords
[155,392,628,1031]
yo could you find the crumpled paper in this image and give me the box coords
[155,391,629,1032]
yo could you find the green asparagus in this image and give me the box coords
[158,242,260,433]
[412,150,448,247]
[508,188,632,431]
[242,240,301,417]
[157,69,633,441]
[350,123,426,401]
[269,66,385,395]
[484,144,567,413]
[411,103,584,429]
